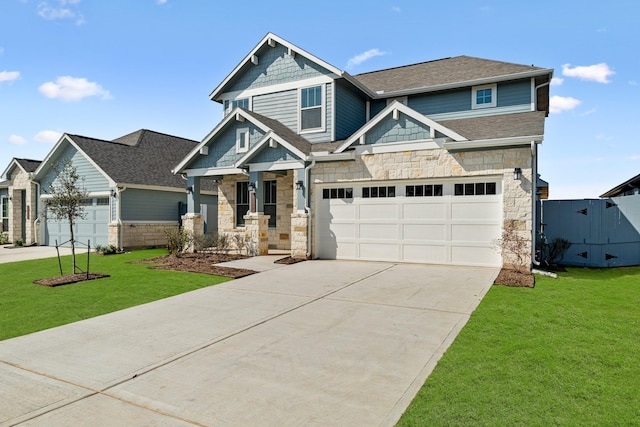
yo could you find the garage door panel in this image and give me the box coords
[45,201,108,247]
[451,224,500,242]
[402,244,447,263]
[359,203,397,220]
[402,224,447,240]
[451,201,500,220]
[403,203,446,220]
[359,223,398,239]
[451,245,500,266]
[321,203,355,220]
[328,223,356,238]
[359,242,399,260]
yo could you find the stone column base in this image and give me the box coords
[290,212,309,258]
[108,223,120,249]
[181,213,204,253]
[243,213,270,256]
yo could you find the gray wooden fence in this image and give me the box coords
[542,195,640,267]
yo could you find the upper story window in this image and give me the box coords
[472,84,497,109]
[300,85,324,132]
[236,128,249,153]
[224,98,249,115]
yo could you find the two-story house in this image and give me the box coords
[174,33,553,268]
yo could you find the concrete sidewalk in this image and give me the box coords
[0,245,74,264]
[0,259,498,426]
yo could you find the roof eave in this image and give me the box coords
[443,135,543,151]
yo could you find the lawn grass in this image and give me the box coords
[398,267,640,426]
[0,249,231,341]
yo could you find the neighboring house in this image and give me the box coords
[174,33,553,268]
[33,129,217,249]
[0,158,42,245]
[600,172,640,197]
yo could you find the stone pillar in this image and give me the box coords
[108,223,120,248]
[290,212,309,258]
[181,213,204,252]
[244,213,269,255]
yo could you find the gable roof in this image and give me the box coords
[440,111,546,141]
[600,172,640,198]
[354,56,552,96]
[1,158,42,180]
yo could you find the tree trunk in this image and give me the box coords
[69,217,76,274]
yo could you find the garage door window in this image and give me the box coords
[406,184,443,197]
[323,187,353,200]
[455,182,497,196]
[362,186,395,198]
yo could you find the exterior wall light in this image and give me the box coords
[248,182,256,192]
[186,185,193,194]
[514,167,522,181]
[295,180,304,190]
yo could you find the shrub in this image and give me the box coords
[14,239,24,247]
[95,244,119,255]
[164,227,192,256]
[0,233,9,245]
[193,233,218,256]
[216,233,231,254]
[233,233,249,255]
[540,237,571,269]
[495,219,529,273]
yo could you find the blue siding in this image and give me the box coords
[335,81,367,140]
[370,99,386,118]
[227,44,334,93]
[408,88,471,116]
[40,142,110,195]
[365,113,431,145]
[250,144,301,164]
[0,188,7,198]
[253,89,297,130]
[497,80,531,107]
[121,189,187,221]
[190,122,265,169]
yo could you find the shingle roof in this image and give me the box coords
[68,130,216,190]
[354,56,548,94]
[600,173,640,198]
[0,180,9,188]
[242,109,313,155]
[14,158,42,173]
[440,111,546,141]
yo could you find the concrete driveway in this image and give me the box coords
[0,245,74,264]
[0,259,498,426]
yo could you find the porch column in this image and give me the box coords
[248,171,264,213]
[291,168,309,258]
[245,171,269,255]
[182,176,203,252]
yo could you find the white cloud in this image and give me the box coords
[37,1,84,25]
[630,155,640,161]
[157,0,168,4]
[550,77,564,86]
[0,71,20,83]
[629,80,637,86]
[8,134,26,145]
[562,63,615,84]
[34,130,62,143]
[39,76,111,101]
[549,95,581,114]
[346,48,388,70]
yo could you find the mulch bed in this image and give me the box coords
[274,256,307,265]
[493,268,535,288]
[137,253,257,278]
[34,273,110,287]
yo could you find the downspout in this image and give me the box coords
[531,141,540,267]
[304,158,317,258]
[117,186,127,250]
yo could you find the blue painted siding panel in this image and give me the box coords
[0,189,7,197]
[253,89,297,130]
[251,144,300,164]
[365,113,431,145]
[408,88,471,116]
[190,122,265,169]
[40,142,110,194]
[227,44,334,93]
[370,99,386,118]
[497,80,531,107]
[335,81,367,140]
[121,189,187,221]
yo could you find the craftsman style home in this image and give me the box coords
[175,33,553,268]
[32,130,217,249]
[0,158,42,245]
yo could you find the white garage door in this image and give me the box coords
[45,197,110,247]
[316,180,502,267]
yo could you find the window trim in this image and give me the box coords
[1,195,8,232]
[472,83,497,109]
[223,97,250,116]
[236,128,249,154]
[298,84,325,133]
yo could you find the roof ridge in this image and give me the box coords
[354,56,456,77]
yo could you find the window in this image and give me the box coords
[264,180,276,228]
[362,186,395,198]
[236,181,249,227]
[96,198,109,206]
[472,84,497,109]
[236,128,249,153]
[224,98,249,115]
[406,184,443,197]
[454,182,497,196]
[300,85,323,131]
[322,187,353,200]
[1,196,8,232]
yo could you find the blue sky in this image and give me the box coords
[1,0,637,199]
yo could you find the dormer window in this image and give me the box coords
[299,85,324,132]
[224,98,250,115]
[236,128,249,153]
[472,84,497,109]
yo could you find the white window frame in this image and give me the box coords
[223,97,251,116]
[472,83,497,109]
[236,128,249,153]
[298,84,325,134]
[1,195,8,232]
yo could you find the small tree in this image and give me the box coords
[495,219,530,273]
[47,160,88,273]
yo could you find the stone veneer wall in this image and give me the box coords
[218,171,294,251]
[108,221,180,249]
[310,146,533,267]
[8,169,38,245]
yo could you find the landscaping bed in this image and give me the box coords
[34,273,110,287]
[493,268,535,287]
[139,253,257,278]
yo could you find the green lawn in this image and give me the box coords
[398,267,640,426]
[0,249,230,341]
